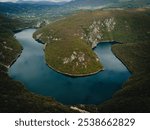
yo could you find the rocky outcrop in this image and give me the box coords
[82,17,116,48]
[63,51,88,69]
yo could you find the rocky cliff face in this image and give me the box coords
[82,17,116,48]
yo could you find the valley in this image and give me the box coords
[0,0,150,112]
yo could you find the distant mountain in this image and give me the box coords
[65,0,150,9]
[16,0,68,5]
[64,0,110,9]
[66,0,116,7]
[0,0,150,25]
[0,2,58,14]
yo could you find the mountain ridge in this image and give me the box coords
[16,0,68,5]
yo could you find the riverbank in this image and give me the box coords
[46,62,103,77]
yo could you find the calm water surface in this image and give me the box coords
[8,29,131,104]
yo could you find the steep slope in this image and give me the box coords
[0,15,23,67]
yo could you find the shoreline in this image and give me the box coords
[92,40,132,74]
[46,62,104,77]
[8,49,22,69]
[0,47,23,70]
[94,40,132,75]
[111,46,133,75]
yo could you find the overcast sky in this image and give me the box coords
[0,0,73,2]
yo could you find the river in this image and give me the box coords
[8,29,131,105]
